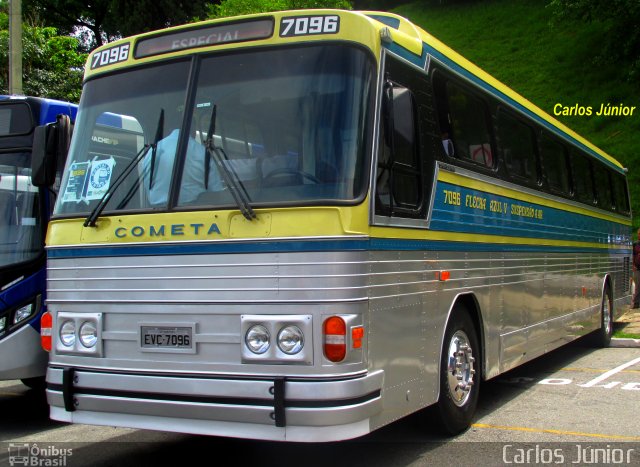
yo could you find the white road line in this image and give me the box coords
[579,356,640,388]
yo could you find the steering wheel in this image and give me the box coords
[263,168,321,184]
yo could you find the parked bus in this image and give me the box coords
[0,96,76,388]
[40,10,631,441]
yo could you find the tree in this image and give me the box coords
[0,2,86,101]
[549,0,640,82]
[208,0,353,18]
[25,0,213,49]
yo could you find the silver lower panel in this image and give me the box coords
[47,366,384,442]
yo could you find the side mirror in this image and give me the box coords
[382,80,416,157]
[31,114,72,187]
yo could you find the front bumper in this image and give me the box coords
[47,367,384,442]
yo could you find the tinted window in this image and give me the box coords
[497,110,538,184]
[444,82,493,168]
[571,151,594,203]
[539,133,570,193]
[593,163,613,209]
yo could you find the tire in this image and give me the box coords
[434,307,480,435]
[21,376,46,390]
[593,285,614,348]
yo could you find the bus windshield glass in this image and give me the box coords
[0,155,43,267]
[54,44,374,217]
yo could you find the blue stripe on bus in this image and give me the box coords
[432,181,629,245]
[47,237,630,259]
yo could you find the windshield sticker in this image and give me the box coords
[85,158,115,201]
[61,161,91,203]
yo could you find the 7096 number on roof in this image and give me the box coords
[280,15,340,37]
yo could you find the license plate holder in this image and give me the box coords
[140,323,196,354]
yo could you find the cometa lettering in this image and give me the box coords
[114,223,221,238]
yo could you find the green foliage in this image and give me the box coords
[549,0,640,83]
[395,0,640,228]
[0,10,86,102]
[209,0,353,18]
[24,0,211,49]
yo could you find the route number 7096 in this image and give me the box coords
[280,16,340,37]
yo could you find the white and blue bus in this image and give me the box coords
[0,96,76,388]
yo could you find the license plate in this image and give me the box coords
[140,325,194,352]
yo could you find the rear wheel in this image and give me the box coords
[593,285,613,348]
[434,307,480,435]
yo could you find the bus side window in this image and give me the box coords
[448,83,493,168]
[539,133,570,195]
[612,172,630,214]
[570,150,595,204]
[593,162,613,210]
[375,55,423,218]
[496,110,539,186]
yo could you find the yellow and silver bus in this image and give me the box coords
[40,9,632,441]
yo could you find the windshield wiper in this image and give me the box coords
[204,105,256,221]
[84,110,165,227]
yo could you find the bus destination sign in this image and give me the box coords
[134,19,274,59]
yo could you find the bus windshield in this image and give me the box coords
[0,155,43,268]
[55,44,374,217]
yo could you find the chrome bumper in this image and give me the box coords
[47,367,384,442]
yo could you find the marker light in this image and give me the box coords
[245,325,270,354]
[40,312,52,352]
[79,321,98,348]
[351,326,364,349]
[277,326,304,355]
[323,316,346,362]
[60,320,76,347]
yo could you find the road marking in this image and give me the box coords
[579,356,640,388]
[472,423,640,441]
[561,366,640,374]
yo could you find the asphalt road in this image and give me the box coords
[1,338,639,466]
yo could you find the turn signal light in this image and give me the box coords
[41,311,52,352]
[323,316,346,362]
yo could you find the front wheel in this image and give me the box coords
[434,308,480,435]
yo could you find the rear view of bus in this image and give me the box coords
[0,96,76,388]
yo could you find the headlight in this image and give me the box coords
[0,316,6,332]
[13,303,34,325]
[79,321,98,348]
[277,325,304,355]
[59,320,76,347]
[245,325,270,354]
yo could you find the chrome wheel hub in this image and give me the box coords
[446,330,476,407]
[603,297,612,334]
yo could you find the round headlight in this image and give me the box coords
[59,321,76,347]
[245,325,270,354]
[79,321,98,348]
[277,325,304,355]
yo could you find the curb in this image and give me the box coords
[611,337,640,348]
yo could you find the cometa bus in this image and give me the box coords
[37,10,632,441]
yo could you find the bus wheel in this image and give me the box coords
[435,308,480,435]
[593,285,613,348]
